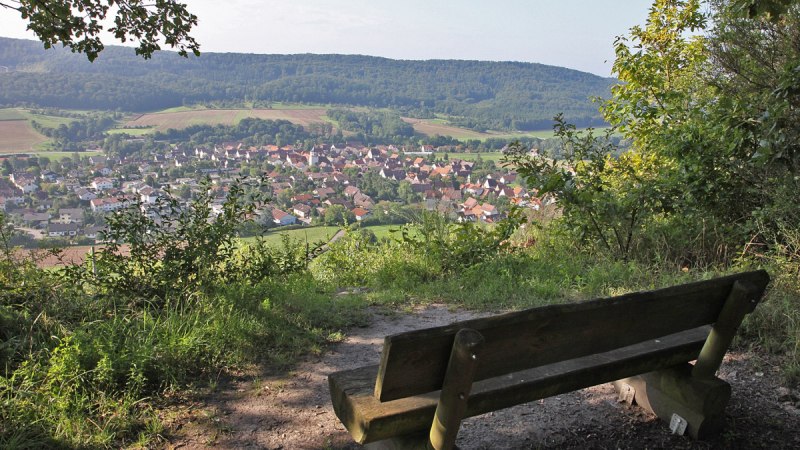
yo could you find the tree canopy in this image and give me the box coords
[0,0,199,60]
[511,0,800,264]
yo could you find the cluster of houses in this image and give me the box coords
[1,141,546,243]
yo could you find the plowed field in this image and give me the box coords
[0,120,48,153]
[125,109,329,131]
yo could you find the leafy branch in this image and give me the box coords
[0,0,200,60]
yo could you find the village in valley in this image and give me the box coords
[0,139,545,247]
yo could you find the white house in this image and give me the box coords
[47,222,79,237]
[58,208,85,224]
[139,186,160,204]
[10,174,38,193]
[91,177,114,191]
[90,196,132,213]
[75,187,97,201]
[352,207,371,221]
[271,209,297,226]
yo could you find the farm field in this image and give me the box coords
[403,116,612,141]
[402,117,489,139]
[106,127,154,136]
[28,150,104,160]
[363,224,404,241]
[0,108,78,152]
[21,245,127,269]
[29,227,341,268]
[0,120,48,153]
[119,106,600,140]
[0,109,26,121]
[124,108,331,132]
[402,117,563,140]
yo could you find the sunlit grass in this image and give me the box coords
[238,226,340,247]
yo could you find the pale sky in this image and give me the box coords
[0,0,654,76]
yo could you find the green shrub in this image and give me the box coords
[61,177,266,302]
[0,195,370,447]
[228,234,312,284]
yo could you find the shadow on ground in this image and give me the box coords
[166,305,800,449]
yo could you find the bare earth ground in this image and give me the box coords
[166,304,800,450]
[401,118,489,140]
[125,109,329,131]
[0,120,47,152]
[16,245,131,268]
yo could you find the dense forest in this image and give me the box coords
[0,37,613,131]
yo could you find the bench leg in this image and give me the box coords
[365,328,484,450]
[614,280,761,439]
[692,280,760,379]
[429,328,485,450]
[614,363,731,439]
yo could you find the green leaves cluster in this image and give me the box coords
[315,211,526,290]
[62,177,266,301]
[327,108,416,143]
[5,0,200,61]
[506,117,674,260]
[601,0,708,151]
[1,181,362,447]
[513,0,800,265]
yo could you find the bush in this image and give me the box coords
[61,177,265,301]
[314,211,524,291]
[0,195,368,447]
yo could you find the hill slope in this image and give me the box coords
[0,37,614,131]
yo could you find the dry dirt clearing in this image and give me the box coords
[0,120,47,152]
[16,245,132,268]
[166,304,800,449]
[125,109,329,131]
[401,118,491,140]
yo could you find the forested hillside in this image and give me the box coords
[0,37,613,131]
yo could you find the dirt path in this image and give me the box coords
[167,305,800,449]
[316,229,346,255]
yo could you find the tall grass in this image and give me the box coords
[1,270,366,448]
[737,229,800,383]
[314,221,800,382]
[4,211,798,448]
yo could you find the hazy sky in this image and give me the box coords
[0,0,654,76]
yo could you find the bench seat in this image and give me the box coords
[330,326,710,444]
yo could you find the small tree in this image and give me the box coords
[63,177,265,301]
[324,204,354,226]
[505,116,673,261]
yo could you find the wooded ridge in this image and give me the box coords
[0,37,613,131]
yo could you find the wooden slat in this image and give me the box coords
[375,270,769,401]
[330,327,711,444]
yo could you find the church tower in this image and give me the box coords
[308,148,319,166]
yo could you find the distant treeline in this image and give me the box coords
[0,37,612,132]
[152,118,312,147]
[32,115,116,142]
[327,109,414,143]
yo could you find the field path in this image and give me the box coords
[167,305,800,449]
[310,229,346,259]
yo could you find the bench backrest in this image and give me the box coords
[375,270,769,401]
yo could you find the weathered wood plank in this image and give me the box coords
[331,327,710,444]
[375,270,768,402]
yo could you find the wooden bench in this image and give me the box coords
[328,270,770,449]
